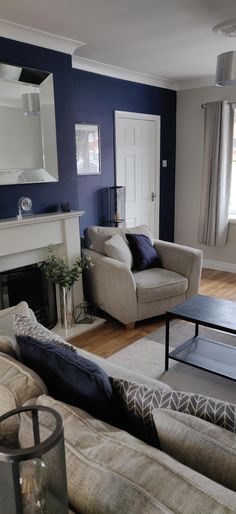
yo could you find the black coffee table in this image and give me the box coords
[165,295,236,381]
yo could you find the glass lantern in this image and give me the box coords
[100,186,125,227]
[75,301,96,324]
[0,405,68,514]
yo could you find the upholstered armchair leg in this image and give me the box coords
[124,322,135,330]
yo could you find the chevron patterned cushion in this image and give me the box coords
[111,378,236,445]
[13,314,76,354]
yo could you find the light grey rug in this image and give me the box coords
[108,321,236,403]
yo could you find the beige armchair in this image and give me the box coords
[83,225,202,329]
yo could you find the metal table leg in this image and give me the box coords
[165,316,170,371]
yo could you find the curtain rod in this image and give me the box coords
[201,101,235,109]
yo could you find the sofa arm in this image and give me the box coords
[83,249,138,324]
[154,240,203,299]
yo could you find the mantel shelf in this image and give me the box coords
[0,210,85,229]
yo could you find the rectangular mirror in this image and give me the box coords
[0,62,58,184]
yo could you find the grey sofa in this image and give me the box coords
[83,225,203,328]
[0,305,236,513]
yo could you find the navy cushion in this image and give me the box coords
[16,335,120,425]
[126,233,162,270]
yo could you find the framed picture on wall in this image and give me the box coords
[75,123,101,175]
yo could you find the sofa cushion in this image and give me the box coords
[84,224,154,255]
[126,233,162,270]
[111,379,236,446]
[19,395,236,514]
[133,268,188,303]
[0,353,47,446]
[13,314,76,353]
[104,234,133,268]
[0,301,32,357]
[153,409,236,491]
[16,335,120,426]
[0,335,18,358]
[75,346,173,389]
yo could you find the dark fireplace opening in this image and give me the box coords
[0,264,57,329]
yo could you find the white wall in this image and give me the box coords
[175,85,236,272]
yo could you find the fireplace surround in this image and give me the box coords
[0,210,105,338]
[0,211,84,328]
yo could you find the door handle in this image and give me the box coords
[151,192,156,201]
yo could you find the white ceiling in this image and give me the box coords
[1,0,236,89]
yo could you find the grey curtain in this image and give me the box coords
[198,100,234,246]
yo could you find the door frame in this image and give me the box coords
[114,110,161,238]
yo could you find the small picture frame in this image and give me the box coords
[75,123,101,175]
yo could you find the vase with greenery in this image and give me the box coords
[39,245,92,330]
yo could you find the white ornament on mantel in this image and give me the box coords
[0,211,105,337]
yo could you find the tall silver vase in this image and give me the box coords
[59,286,74,330]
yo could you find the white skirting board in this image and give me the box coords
[203,259,236,273]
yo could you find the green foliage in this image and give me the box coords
[39,245,92,288]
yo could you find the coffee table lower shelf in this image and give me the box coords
[169,336,236,381]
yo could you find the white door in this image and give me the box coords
[115,111,160,237]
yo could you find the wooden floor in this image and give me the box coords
[70,269,236,358]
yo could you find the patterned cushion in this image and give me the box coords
[13,314,76,353]
[0,302,32,357]
[111,378,236,445]
[152,409,236,492]
[104,234,133,268]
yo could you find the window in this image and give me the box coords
[229,109,236,217]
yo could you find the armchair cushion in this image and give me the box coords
[126,233,162,270]
[84,224,154,254]
[104,234,133,268]
[133,268,188,303]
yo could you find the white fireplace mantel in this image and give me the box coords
[0,211,84,274]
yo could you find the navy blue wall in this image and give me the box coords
[0,37,176,241]
[73,70,176,240]
[0,37,79,218]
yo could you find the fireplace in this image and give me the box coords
[0,211,104,339]
[0,264,57,329]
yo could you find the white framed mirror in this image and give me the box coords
[0,62,58,185]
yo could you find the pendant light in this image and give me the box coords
[213,20,236,86]
[215,50,236,86]
[22,92,40,116]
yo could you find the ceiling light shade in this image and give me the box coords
[213,19,236,37]
[215,50,236,86]
[22,92,40,116]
